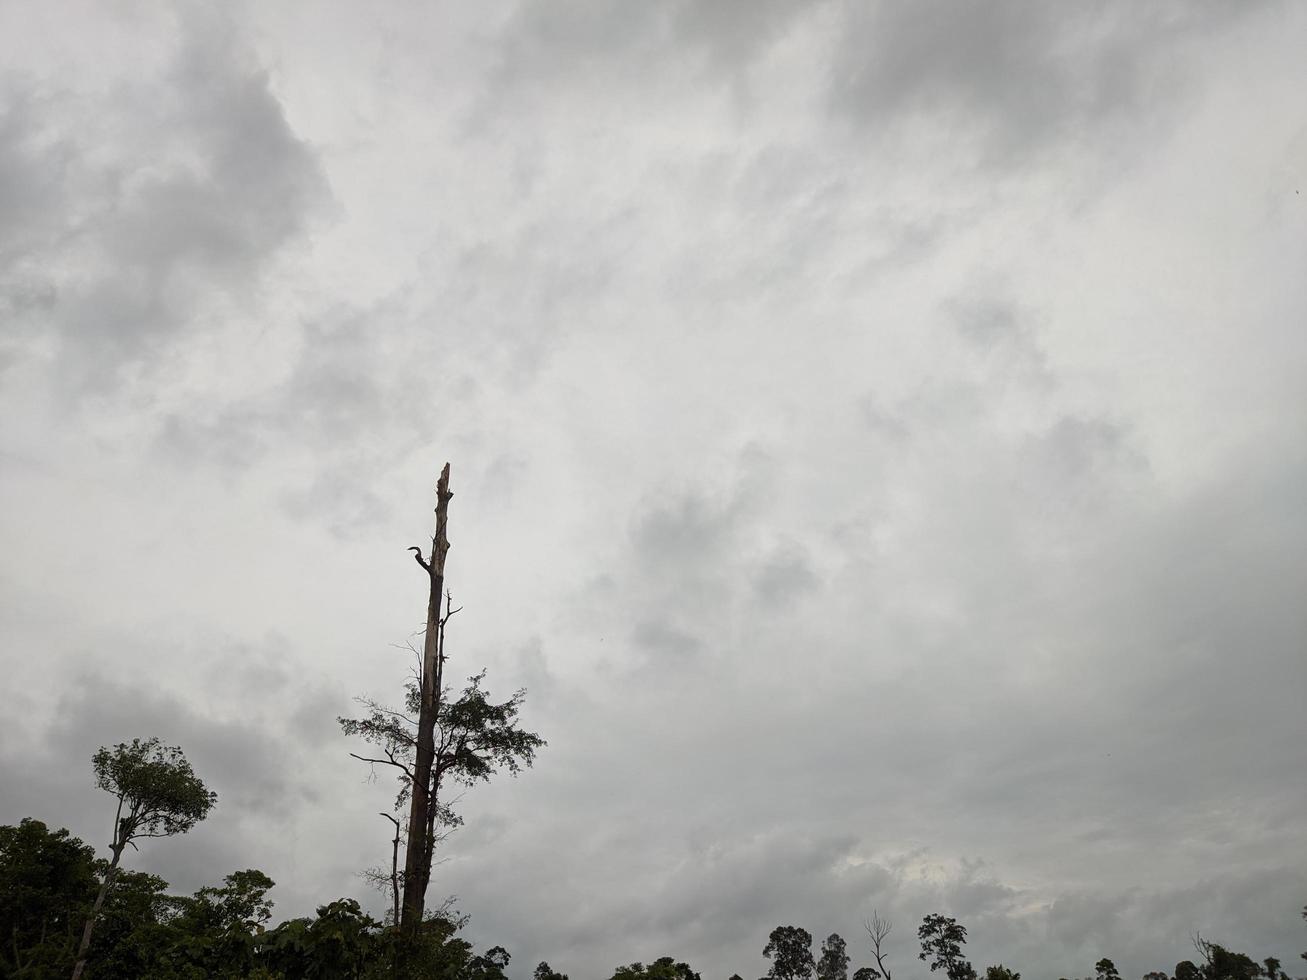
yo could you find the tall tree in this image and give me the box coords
[340,463,545,942]
[72,738,215,980]
[763,926,816,980]
[401,461,455,936]
[818,934,850,980]
[918,914,976,980]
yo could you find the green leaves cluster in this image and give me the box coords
[0,819,97,976]
[610,956,702,980]
[918,913,976,980]
[339,671,545,815]
[92,738,217,846]
[763,926,816,980]
[0,819,513,980]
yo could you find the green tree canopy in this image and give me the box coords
[918,915,976,980]
[1191,937,1262,980]
[763,926,816,980]
[92,738,218,843]
[465,945,512,980]
[0,818,98,976]
[817,934,850,980]
[535,960,570,980]
[610,956,702,980]
[74,738,216,980]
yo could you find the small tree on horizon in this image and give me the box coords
[862,910,893,980]
[918,914,976,980]
[72,737,215,980]
[764,926,816,980]
[818,934,851,980]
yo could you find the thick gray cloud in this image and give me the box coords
[2,3,1305,980]
[825,2,1254,160]
[0,4,328,395]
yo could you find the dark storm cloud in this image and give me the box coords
[0,90,71,264]
[597,447,833,673]
[751,541,819,608]
[0,9,328,391]
[826,2,1264,161]
[491,1,1269,165]
[491,0,816,96]
[948,296,1054,391]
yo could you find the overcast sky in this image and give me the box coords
[1,2,1305,978]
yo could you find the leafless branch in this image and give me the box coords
[440,590,463,627]
[372,704,418,726]
[349,752,414,780]
[865,909,893,980]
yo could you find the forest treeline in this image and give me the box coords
[5,473,1303,978]
[2,812,1304,979]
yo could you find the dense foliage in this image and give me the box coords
[2,815,1303,979]
[0,820,504,978]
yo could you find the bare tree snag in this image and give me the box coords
[865,910,893,980]
[400,462,452,936]
[381,812,401,927]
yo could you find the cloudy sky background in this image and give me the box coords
[2,1,1305,977]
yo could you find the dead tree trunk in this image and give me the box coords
[400,463,452,936]
[381,813,401,927]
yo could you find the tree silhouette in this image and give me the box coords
[818,934,850,980]
[0,819,97,975]
[863,910,894,980]
[918,914,976,980]
[72,738,215,980]
[764,926,816,980]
